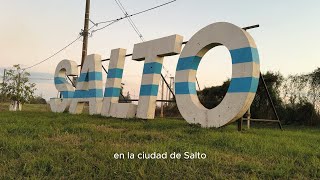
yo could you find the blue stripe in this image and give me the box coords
[78,73,88,82]
[230,47,259,64]
[175,82,197,94]
[54,77,66,84]
[176,56,201,71]
[78,72,102,82]
[107,68,123,78]
[104,87,121,97]
[73,89,103,98]
[228,77,259,93]
[143,62,162,74]
[61,91,74,98]
[140,84,159,96]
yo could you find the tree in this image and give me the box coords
[156,70,320,124]
[0,65,36,107]
[251,71,285,120]
[282,68,320,125]
[30,95,47,104]
[308,68,320,114]
[197,80,230,109]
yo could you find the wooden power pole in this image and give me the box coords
[80,0,91,69]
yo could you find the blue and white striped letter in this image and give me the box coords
[132,35,183,119]
[101,48,138,118]
[69,54,104,115]
[175,22,260,128]
[50,60,78,112]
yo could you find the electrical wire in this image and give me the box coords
[90,0,177,35]
[113,0,175,78]
[90,20,119,36]
[89,19,97,26]
[114,0,145,41]
[124,0,177,18]
[21,0,177,71]
[22,35,82,71]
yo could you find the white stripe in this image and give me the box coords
[175,70,196,83]
[180,22,257,58]
[105,78,122,88]
[140,74,161,85]
[232,62,260,78]
[75,80,103,90]
[55,84,74,91]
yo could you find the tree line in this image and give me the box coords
[197,68,320,126]
[161,67,320,126]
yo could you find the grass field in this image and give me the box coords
[0,103,320,179]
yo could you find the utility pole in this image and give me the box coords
[80,0,91,69]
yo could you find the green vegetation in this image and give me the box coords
[0,65,36,104]
[196,70,320,126]
[0,104,319,179]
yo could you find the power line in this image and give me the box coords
[89,19,97,26]
[112,0,175,101]
[21,0,177,71]
[96,0,177,25]
[22,35,82,71]
[90,0,177,35]
[114,0,145,41]
[113,0,175,78]
[124,0,177,18]
[91,20,119,36]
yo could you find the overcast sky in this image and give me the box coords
[0,0,319,100]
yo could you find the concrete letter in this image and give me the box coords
[101,48,137,118]
[132,34,183,119]
[175,22,260,128]
[69,54,103,115]
[50,60,78,112]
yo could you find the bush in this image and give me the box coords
[30,96,47,104]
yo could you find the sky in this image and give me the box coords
[0,0,319,101]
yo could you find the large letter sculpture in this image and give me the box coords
[175,22,260,128]
[69,54,104,115]
[50,22,260,128]
[101,48,137,118]
[50,60,78,112]
[132,35,183,119]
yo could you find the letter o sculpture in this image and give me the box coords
[175,22,260,128]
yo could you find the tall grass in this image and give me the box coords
[0,104,319,179]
